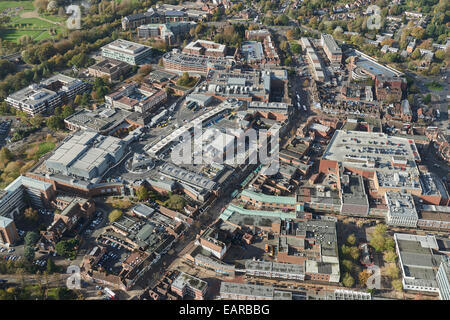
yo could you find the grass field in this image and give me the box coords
[0,29,42,41]
[0,1,34,11]
[35,141,56,159]
[11,17,56,28]
[0,0,64,42]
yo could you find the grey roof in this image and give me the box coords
[132,203,155,218]
[0,216,14,228]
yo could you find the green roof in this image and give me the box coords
[240,189,296,205]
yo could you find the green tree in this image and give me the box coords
[163,194,186,211]
[384,251,397,263]
[392,279,403,292]
[136,186,149,201]
[342,273,355,287]
[46,258,57,274]
[385,264,400,279]
[108,209,123,223]
[24,246,35,262]
[46,116,64,131]
[0,147,13,163]
[24,231,39,247]
[342,259,354,273]
[347,234,356,246]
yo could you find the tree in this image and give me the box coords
[46,116,64,131]
[46,258,57,274]
[24,246,35,262]
[423,93,432,104]
[347,234,356,246]
[55,238,79,259]
[286,29,295,41]
[0,147,13,163]
[358,270,371,287]
[342,259,354,273]
[23,207,39,225]
[136,186,149,201]
[108,209,123,223]
[384,251,397,263]
[411,48,422,60]
[342,273,355,287]
[163,194,186,211]
[385,264,400,279]
[24,231,39,247]
[392,279,403,292]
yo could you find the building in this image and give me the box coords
[0,176,54,219]
[241,32,280,66]
[132,203,155,219]
[385,191,418,228]
[195,69,272,102]
[340,172,369,216]
[185,93,214,107]
[137,22,195,45]
[105,82,167,113]
[436,256,450,300]
[248,102,289,121]
[183,40,227,58]
[121,6,208,31]
[45,131,127,181]
[101,39,152,65]
[171,272,208,300]
[6,74,90,116]
[198,223,230,259]
[240,189,297,211]
[162,50,233,75]
[375,76,406,103]
[245,260,305,280]
[418,205,450,231]
[219,282,292,300]
[0,216,19,246]
[88,58,132,82]
[321,34,342,63]
[394,233,440,293]
[64,106,131,134]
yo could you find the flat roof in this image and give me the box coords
[220,281,292,300]
[385,191,418,219]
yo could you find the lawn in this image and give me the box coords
[0,1,34,11]
[0,1,63,42]
[0,29,42,42]
[10,17,56,28]
[35,141,56,159]
[426,81,443,91]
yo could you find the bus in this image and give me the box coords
[104,287,117,300]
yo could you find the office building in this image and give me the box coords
[0,216,19,246]
[220,282,292,300]
[436,256,450,300]
[6,74,90,116]
[385,191,418,228]
[183,40,227,58]
[394,233,440,293]
[171,272,208,300]
[88,58,132,82]
[101,39,152,65]
[105,82,167,113]
[320,34,342,63]
[45,131,127,180]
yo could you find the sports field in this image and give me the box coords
[0,1,64,42]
